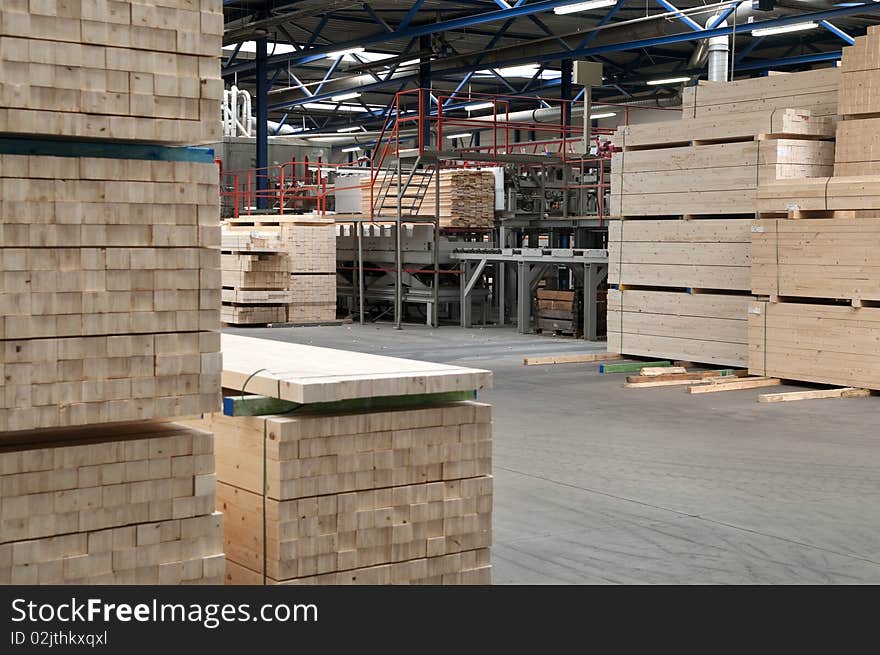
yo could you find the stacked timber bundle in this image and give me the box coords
[608,77,836,367]
[753,28,880,390]
[360,170,495,227]
[0,2,224,584]
[0,0,223,144]
[221,232,291,325]
[222,215,337,323]
[0,423,223,584]
[182,334,494,585]
[535,289,582,337]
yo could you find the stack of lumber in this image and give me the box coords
[183,334,494,585]
[0,0,222,144]
[0,3,223,584]
[751,29,880,390]
[608,81,837,367]
[681,68,840,120]
[221,235,291,325]
[535,289,581,336]
[0,422,224,584]
[360,170,495,227]
[223,216,337,323]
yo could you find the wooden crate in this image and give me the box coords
[681,68,840,119]
[190,400,492,584]
[608,289,752,367]
[0,0,222,144]
[748,300,880,390]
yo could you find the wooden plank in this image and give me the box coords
[687,377,782,394]
[640,366,688,376]
[222,390,475,416]
[220,333,492,404]
[626,369,742,383]
[757,387,871,403]
[522,352,620,366]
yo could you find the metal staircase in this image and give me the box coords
[371,155,436,218]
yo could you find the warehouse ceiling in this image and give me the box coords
[221,0,880,133]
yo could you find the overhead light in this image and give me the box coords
[326,47,365,59]
[751,21,817,37]
[445,132,472,140]
[588,112,616,119]
[331,91,362,102]
[553,0,616,14]
[646,76,691,85]
[464,101,495,112]
[337,126,362,133]
[341,146,362,152]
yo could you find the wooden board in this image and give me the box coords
[748,300,880,390]
[522,352,620,366]
[608,218,752,290]
[681,68,840,119]
[756,175,880,212]
[758,387,870,403]
[0,3,222,144]
[616,108,833,150]
[751,216,880,301]
[221,305,287,325]
[687,376,781,394]
[220,333,492,404]
[607,289,752,367]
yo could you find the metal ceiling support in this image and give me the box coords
[398,0,426,31]
[560,59,573,131]
[363,2,393,33]
[255,36,269,210]
[819,19,856,45]
[576,0,627,50]
[735,50,842,70]
[224,0,626,75]
[652,0,703,31]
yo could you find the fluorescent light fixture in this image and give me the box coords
[464,101,495,112]
[751,21,817,37]
[337,126,362,133]
[646,76,691,86]
[588,112,616,119]
[326,47,365,59]
[554,0,616,15]
[222,41,298,55]
[445,132,472,140]
[341,146,362,152]
[331,91,362,102]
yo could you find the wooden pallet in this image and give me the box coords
[0,2,222,144]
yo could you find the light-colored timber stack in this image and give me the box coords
[182,334,494,585]
[753,29,880,390]
[0,0,223,144]
[608,73,836,367]
[0,422,223,584]
[221,231,290,325]
[223,215,337,323]
[360,169,495,227]
[0,1,224,584]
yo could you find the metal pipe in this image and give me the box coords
[707,19,729,82]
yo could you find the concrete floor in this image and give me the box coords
[227,323,880,584]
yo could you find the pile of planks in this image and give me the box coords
[753,28,880,390]
[183,334,494,585]
[608,71,838,367]
[0,422,224,584]
[360,169,495,227]
[223,216,337,323]
[0,2,224,584]
[0,0,223,144]
[535,289,581,336]
[221,231,290,325]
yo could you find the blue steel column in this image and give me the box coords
[419,34,431,149]
[256,36,269,209]
[560,58,573,132]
